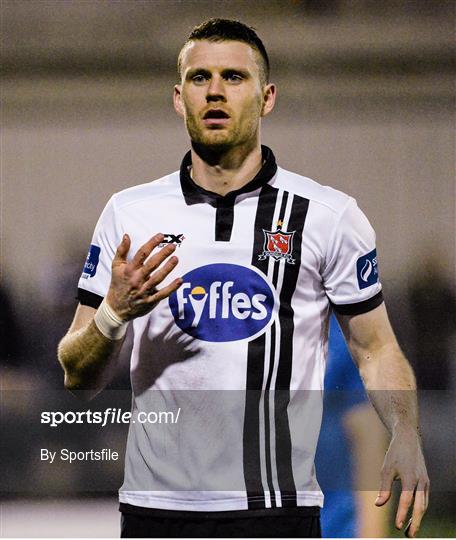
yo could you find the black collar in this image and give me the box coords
[179,145,277,207]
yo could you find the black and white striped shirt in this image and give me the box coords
[78,146,383,512]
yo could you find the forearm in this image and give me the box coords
[356,342,419,435]
[58,320,124,396]
[338,306,429,535]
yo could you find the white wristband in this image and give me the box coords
[94,298,128,340]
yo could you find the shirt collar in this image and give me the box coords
[179,145,277,207]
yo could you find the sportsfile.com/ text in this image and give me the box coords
[40,408,181,427]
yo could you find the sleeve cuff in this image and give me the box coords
[77,288,104,309]
[331,290,384,316]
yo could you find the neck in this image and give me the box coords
[190,140,263,196]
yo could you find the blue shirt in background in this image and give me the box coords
[315,316,367,537]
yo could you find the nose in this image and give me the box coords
[206,75,226,103]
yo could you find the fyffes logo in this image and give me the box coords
[169,264,276,342]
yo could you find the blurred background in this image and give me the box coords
[1,0,455,537]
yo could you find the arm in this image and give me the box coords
[58,304,124,398]
[58,233,182,400]
[337,303,429,538]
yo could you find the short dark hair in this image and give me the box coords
[178,18,270,84]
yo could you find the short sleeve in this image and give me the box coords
[77,196,122,307]
[323,198,383,316]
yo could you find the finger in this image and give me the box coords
[395,488,414,530]
[375,469,395,506]
[146,278,183,303]
[131,233,164,268]
[407,481,429,537]
[130,278,183,308]
[375,490,392,506]
[404,518,413,537]
[138,255,179,295]
[424,479,430,510]
[142,243,177,277]
[112,234,131,266]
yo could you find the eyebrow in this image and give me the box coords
[185,68,211,80]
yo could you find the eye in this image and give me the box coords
[226,73,243,83]
[192,74,208,84]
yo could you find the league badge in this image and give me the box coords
[258,221,295,264]
[81,244,100,279]
[356,248,379,289]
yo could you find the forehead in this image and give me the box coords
[180,40,260,75]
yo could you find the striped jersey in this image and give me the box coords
[77,146,383,513]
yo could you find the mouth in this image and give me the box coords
[202,109,230,126]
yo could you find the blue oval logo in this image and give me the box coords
[169,264,276,342]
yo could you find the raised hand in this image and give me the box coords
[106,233,182,321]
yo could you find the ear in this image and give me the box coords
[261,83,277,117]
[173,85,184,117]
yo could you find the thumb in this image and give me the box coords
[376,468,394,506]
[113,233,130,264]
[375,489,392,506]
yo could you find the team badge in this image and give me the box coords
[258,221,295,264]
[159,233,185,247]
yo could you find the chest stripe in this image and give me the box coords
[244,184,279,508]
[243,185,310,509]
[215,199,235,242]
[274,193,309,507]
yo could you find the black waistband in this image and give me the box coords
[119,502,320,519]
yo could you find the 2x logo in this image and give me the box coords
[159,234,185,247]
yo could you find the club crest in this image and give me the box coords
[259,222,295,264]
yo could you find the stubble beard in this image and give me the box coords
[185,116,239,153]
[184,100,262,155]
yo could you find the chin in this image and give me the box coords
[194,133,235,149]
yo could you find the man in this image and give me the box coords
[58,18,429,538]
